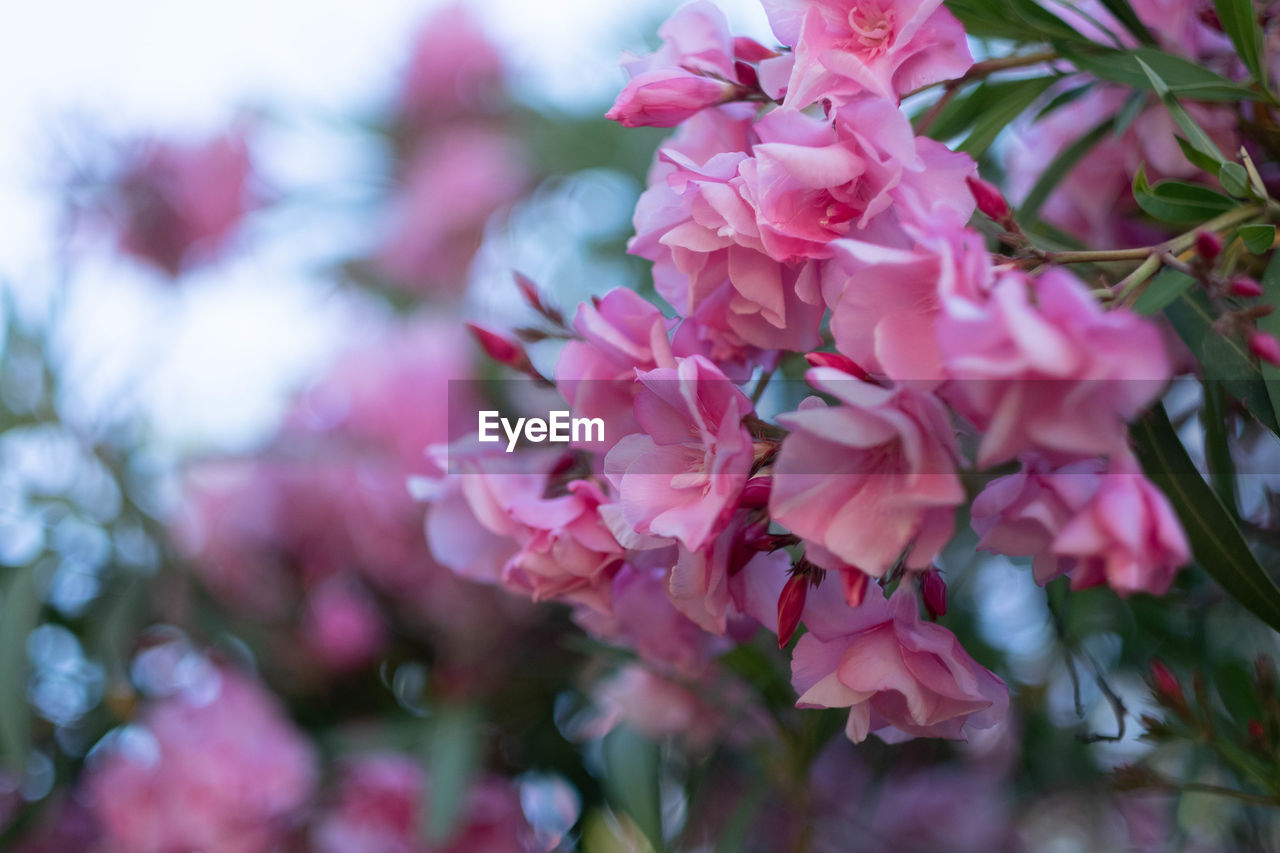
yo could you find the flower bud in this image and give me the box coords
[841,569,870,608]
[921,569,947,619]
[1195,229,1224,262]
[805,351,870,379]
[606,69,737,128]
[738,476,773,509]
[1150,659,1182,702]
[777,573,809,648]
[966,176,1011,224]
[467,323,532,371]
[1230,276,1264,298]
[1249,331,1280,366]
[1249,718,1266,741]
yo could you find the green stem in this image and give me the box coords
[905,50,1060,98]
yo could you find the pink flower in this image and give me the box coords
[502,479,626,613]
[554,289,677,450]
[578,665,724,749]
[824,220,991,381]
[791,583,1008,742]
[606,1,763,128]
[375,128,529,293]
[84,669,317,853]
[971,455,1105,585]
[398,4,506,124]
[939,268,1172,468]
[1053,457,1191,595]
[300,577,388,671]
[312,755,533,853]
[605,355,755,551]
[761,0,973,106]
[103,127,258,277]
[769,368,964,576]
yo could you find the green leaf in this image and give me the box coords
[0,566,38,771]
[1061,46,1261,101]
[959,77,1060,157]
[1019,118,1113,224]
[1175,136,1223,174]
[1133,267,1195,315]
[1213,0,1266,85]
[1131,404,1280,633]
[1240,224,1277,255]
[1093,0,1158,44]
[1219,162,1252,198]
[1257,252,1280,432]
[1163,288,1280,435]
[1134,59,1228,164]
[1132,168,1237,224]
[424,705,482,845]
[602,727,664,852]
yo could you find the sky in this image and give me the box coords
[0,0,771,452]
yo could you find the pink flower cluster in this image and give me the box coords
[428,0,1192,746]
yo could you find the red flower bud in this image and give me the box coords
[513,272,563,324]
[738,476,773,508]
[1250,331,1280,366]
[966,176,1011,224]
[777,573,809,648]
[842,570,870,608]
[805,351,870,380]
[1249,718,1266,741]
[1231,276,1264,298]
[1150,659,1181,701]
[1195,229,1224,262]
[921,569,947,619]
[733,36,780,63]
[466,323,531,371]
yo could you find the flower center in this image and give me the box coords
[846,5,894,56]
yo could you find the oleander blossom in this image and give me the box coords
[83,669,317,853]
[769,367,965,576]
[759,0,973,106]
[605,355,755,551]
[939,267,1173,467]
[792,583,1008,742]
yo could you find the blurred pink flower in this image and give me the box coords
[104,127,258,277]
[375,128,529,293]
[84,669,317,853]
[398,4,506,124]
[578,665,725,749]
[312,755,533,853]
[300,577,388,672]
[939,268,1172,468]
[770,368,964,576]
[792,584,1008,742]
[605,355,755,551]
[760,0,972,105]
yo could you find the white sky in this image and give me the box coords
[0,0,771,453]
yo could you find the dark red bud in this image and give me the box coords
[467,323,531,371]
[842,570,870,608]
[1195,229,1224,262]
[738,477,773,508]
[513,272,564,324]
[777,573,809,647]
[733,36,780,62]
[734,60,760,90]
[1250,718,1266,741]
[805,351,870,380]
[1250,331,1280,366]
[966,176,1011,223]
[1150,659,1181,701]
[921,569,948,619]
[1231,276,1264,298]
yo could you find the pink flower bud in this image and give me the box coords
[605,69,736,128]
[733,36,780,63]
[804,351,870,379]
[921,569,947,619]
[738,476,773,508]
[466,322,530,370]
[1195,229,1223,262]
[966,176,1010,224]
[777,573,809,648]
[1250,331,1280,366]
[1231,276,1264,298]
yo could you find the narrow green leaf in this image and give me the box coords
[1133,267,1195,315]
[1219,162,1252,198]
[1175,135,1223,174]
[602,727,664,852]
[1240,224,1277,255]
[1164,289,1280,435]
[424,705,482,845]
[960,77,1060,157]
[1257,252,1280,433]
[1135,58,1228,164]
[1132,174,1237,224]
[1062,46,1262,101]
[1019,118,1114,224]
[1212,0,1265,84]
[1131,404,1280,633]
[1093,0,1158,44]
[0,566,38,771]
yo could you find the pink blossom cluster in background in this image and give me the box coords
[429,0,1194,748]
